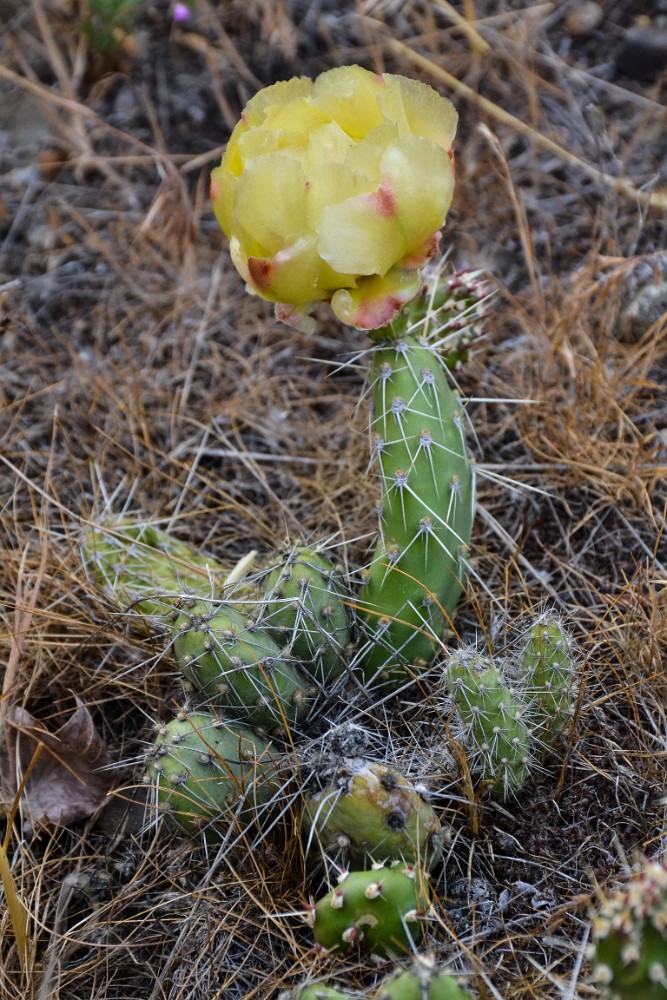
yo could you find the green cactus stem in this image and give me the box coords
[82,514,233,625]
[449,649,533,800]
[302,761,444,871]
[373,955,475,1000]
[171,599,312,733]
[519,613,577,750]
[144,710,279,838]
[589,857,667,1000]
[354,270,493,687]
[307,862,430,959]
[262,545,352,685]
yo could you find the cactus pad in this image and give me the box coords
[373,955,475,999]
[308,862,430,958]
[263,545,351,685]
[144,711,278,837]
[171,599,312,733]
[520,614,577,749]
[449,650,533,800]
[82,515,228,624]
[302,761,444,871]
[589,857,667,999]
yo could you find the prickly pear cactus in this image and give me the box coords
[589,857,667,1000]
[449,649,533,800]
[302,761,444,871]
[356,270,492,687]
[82,514,229,624]
[520,613,577,749]
[144,710,278,837]
[279,985,362,1000]
[307,862,430,958]
[171,599,312,733]
[373,955,475,999]
[263,545,351,685]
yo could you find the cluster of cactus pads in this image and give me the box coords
[588,856,667,999]
[445,613,577,800]
[356,269,492,688]
[281,955,475,999]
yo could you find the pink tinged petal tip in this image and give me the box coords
[369,183,397,218]
[402,231,442,270]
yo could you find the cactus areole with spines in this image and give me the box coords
[309,862,430,958]
[302,761,444,871]
[357,323,475,686]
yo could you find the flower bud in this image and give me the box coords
[211,65,457,331]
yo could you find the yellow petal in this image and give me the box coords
[380,74,458,151]
[232,153,307,258]
[317,185,405,276]
[381,135,454,250]
[311,65,386,138]
[241,76,313,126]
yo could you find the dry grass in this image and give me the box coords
[1,1,666,997]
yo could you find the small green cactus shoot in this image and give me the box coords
[171,599,312,733]
[373,955,475,1000]
[520,613,577,749]
[144,710,278,838]
[302,761,444,871]
[279,986,362,1000]
[82,514,229,624]
[589,857,667,1000]
[308,862,430,958]
[449,649,533,800]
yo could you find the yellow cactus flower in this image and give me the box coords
[211,65,457,331]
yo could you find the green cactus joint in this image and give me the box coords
[144,711,279,838]
[302,761,444,871]
[308,862,431,959]
[171,599,313,734]
[449,649,533,800]
[519,613,577,750]
[373,955,475,1000]
[279,986,362,1000]
[355,270,492,688]
[82,514,228,625]
[589,857,667,1000]
[263,545,352,685]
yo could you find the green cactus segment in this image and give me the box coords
[373,957,475,1000]
[144,711,278,837]
[309,863,430,958]
[82,515,229,623]
[171,600,312,733]
[279,986,362,1000]
[356,331,474,686]
[520,615,577,748]
[302,762,443,871]
[449,651,533,800]
[590,858,667,1000]
[263,546,351,685]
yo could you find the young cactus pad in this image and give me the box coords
[171,599,312,733]
[82,514,228,623]
[373,955,475,1000]
[308,862,430,958]
[449,650,533,800]
[145,711,278,837]
[519,613,577,749]
[279,987,362,1000]
[589,857,667,1000]
[263,545,351,685]
[302,761,444,871]
[357,332,474,686]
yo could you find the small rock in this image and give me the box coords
[616,24,667,81]
[566,2,603,39]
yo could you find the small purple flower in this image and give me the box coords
[172,2,190,23]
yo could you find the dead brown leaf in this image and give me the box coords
[1,700,115,837]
